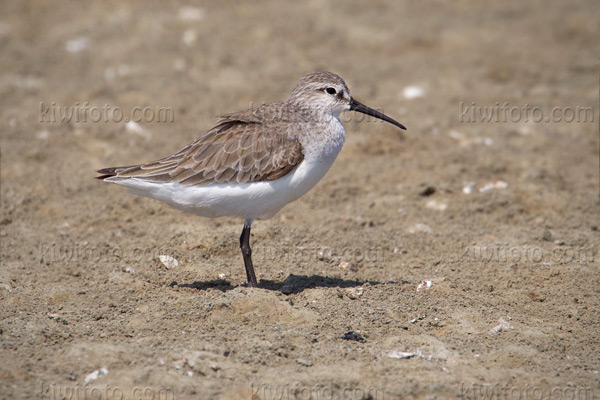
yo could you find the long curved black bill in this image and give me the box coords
[349,98,406,130]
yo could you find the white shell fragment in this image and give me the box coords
[425,199,447,211]
[296,358,313,367]
[488,318,513,334]
[462,182,476,194]
[479,181,508,192]
[388,350,416,359]
[416,280,433,292]
[159,255,179,269]
[409,315,426,324]
[346,287,364,299]
[402,86,425,100]
[0,283,12,292]
[125,121,151,138]
[84,368,108,383]
[338,261,354,270]
[407,223,432,234]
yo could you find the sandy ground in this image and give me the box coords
[1,1,599,399]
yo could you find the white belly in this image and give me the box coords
[118,145,341,220]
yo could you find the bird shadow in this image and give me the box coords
[173,274,397,294]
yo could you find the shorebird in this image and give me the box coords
[97,71,406,287]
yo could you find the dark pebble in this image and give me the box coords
[342,331,365,342]
[419,186,436,196]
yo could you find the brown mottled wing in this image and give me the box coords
[98,119,304,186]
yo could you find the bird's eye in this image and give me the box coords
[325,87,337,95]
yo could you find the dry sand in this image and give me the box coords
[1,1,599,399]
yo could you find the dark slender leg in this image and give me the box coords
[239,220,258,287]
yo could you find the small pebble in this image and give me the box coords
[388,350,415,359]
[542,230,553,242]
[419,186,436,196]
[479,181,508,192]
[296,358,313,367]
[0,283,12,292]
[125,121,151,138]
[416,280,433,292]
[338,261,355,271]
[425,199,447,211]
[159,255,179,269]
[342,331,364,342]
[462,182,476,194]
[402,85,425,100]
[84,368,108,383]
[346,287,364,299]
[280,285,294,295]
[488,318,513,335]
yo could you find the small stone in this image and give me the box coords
[125,121,151,138]
[342,331,364,342]
[462,182,476,194]
[488,318,514,334]
[402,85,425,100]
[542,230,553,242]
[207,361,220,371]
[172,358,187,370]
[338,261,356,271]
[388,350,415,359]
[407,223,432,234]
[479,181,508,192]
[84,368,108,383]
[159,255,179,269]
[280,285,294,295]
[346,287,364,299]
[419,186,436,196]
[416,280,433,292]
[296,358,313,367]
[0,283,12,292]
[425,199,447,211]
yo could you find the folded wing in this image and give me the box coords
[97,117,305,186]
